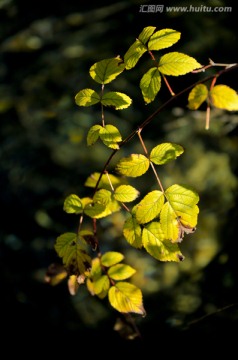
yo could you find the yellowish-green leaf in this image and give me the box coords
[124,40,147,70]
[108,282,145,315]
[88,257,102,280]
[93,275,110,297]
[160,202,180,242]
[138,26,156,44]
[45,264,68,286]
[150,142,184,165]
[158,52,202,76]
[135,190,165,224]
[84,172,122,190]
[75,88,100,107]
[99,124,122,149]
[108,264,136,280]
[54,232,92,275]
[63,194,83,214]
[101,251,124,267]
[101,92,132,110]
[162,184,199,237]
[210,85,238,111]
[80,197,93,207]
[86,278,95,296]
[142,222,184,262]
[87,125,102,146]
[84,200,106,218]
[187,84,208,110]
[93,189,112,206]
[89,199,121,219]
[123,214,143,249]
[148,28,181,51]
[116,154,150,177]
[89,57,125,84]
[114,185,139,203]
[140,67,161,104]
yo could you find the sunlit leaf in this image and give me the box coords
[84,201,107,218]
[187,84,208,110]
[210,85,238,111]
[99,124,122,149]
[123,214,143,249]
[84,172,122,190]
[138,26,156,44]
[101,251,124,267]
[116,154,150,177]
[142,222,184,262]
[108,282,145,315]
[93,275,110,298]
[124,40,147,70]
[135,190,165,224]
[150,142,184,165]
[108,264,136,280]
[89,57,125,84]
[54,233,92,275]
[87,199,121,219]
[160,202,180,242]
[75,88,100,107]
[87,125,102,146]
[114,185,140,203]
[148,28,181,51]
[93,189,112,206]
[89,258,102,280]
[158,52,202,76]
[63,194,83,214]
[161,184,199,241]
[140,67,161,104]
[101,92,132,110]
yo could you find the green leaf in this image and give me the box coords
[63,194,83,214]
[99,124,122,149]
[123,214,143,249]
[135,190,165,224]
[187,84,208,110]
[108,264,136,281]
[165,184,199,227]
[101,251,124,267]
[148,28,181,51]
[140,67,161,104]
[210,85,238,111]
[91,199,121,219]
[116,154,150,177]
[114,185,140,203]
[142,222,184,262]
[108,282,145,315]
[84,172,122,190]
[87,125,102,146]
[150,142,184,165]
[75,89,100,107]
[138,26,156,44]
[101,92,132,110]
[89,57,125,84]
[54,233,92,275]
[93,189,112,206]
[158,52,202,76]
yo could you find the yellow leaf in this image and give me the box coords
[187,84,208,110]
[210,85,238,111]
[116,154,150,177]
[108,282,146,315]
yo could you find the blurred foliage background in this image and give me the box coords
[0,0,238,353]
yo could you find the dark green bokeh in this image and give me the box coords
[0,0,238,353]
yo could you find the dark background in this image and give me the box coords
[0,0,238,354]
